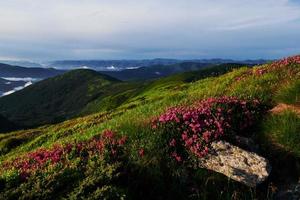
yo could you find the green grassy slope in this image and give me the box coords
[275,78,300,105]
[81,63,247,118]
[0,57,299,199]
[0,69,122,128]
[0,63,245,131]
[0,63,248,156]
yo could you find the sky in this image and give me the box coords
[0,0,300,61]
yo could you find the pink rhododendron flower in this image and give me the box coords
[152,96,265,162]
[2,129,127,180]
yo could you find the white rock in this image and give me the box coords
[199,140,271,187]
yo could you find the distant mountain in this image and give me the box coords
[0,60,43,68]
[0,63,65,78]
[0,59,267,80]
[46,59,181,71]
[99,62,243,81]
[152,63,246,84]
[46,58,269,71]
[189,58,270,65]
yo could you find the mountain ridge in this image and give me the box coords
[0,63,65,78]
[47,58,269,70]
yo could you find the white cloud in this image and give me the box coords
[78,66,90,69]
[1,77,39,82]
[107,66,117,70]
[1,81,33,96]
[2,90,15,96]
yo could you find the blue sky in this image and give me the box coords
[0,0,300,60]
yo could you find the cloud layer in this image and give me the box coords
[1,79,33,96]
[0,0,300,60]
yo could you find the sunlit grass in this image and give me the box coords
[275,79,300,105]
[1,60,300,199]
[1,63,299,163]
[261,110,300,157]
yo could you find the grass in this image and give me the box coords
[275,79,300,105]
[261,110,300,157]
[0,57,299,199]
[256,109,300,192]
[0,63,298,161]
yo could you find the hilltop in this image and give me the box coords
[0,55,299,199]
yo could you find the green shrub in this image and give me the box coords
[275,79,300,104]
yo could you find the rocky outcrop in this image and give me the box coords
[199,141,271,187]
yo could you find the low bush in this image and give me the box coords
[0,130,128,199]
[152,97,266,164]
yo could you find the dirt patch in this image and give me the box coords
[270,103,300,115]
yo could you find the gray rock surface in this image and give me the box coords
[200,140,271,187]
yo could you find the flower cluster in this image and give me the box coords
[236,55,300,81]
[2,130,127,180]
[270,55,300,69]
[153,97,263,162]
[235,67,268,81]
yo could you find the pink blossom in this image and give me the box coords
[169,139,177,147]
[139,148,145,157]
[152,96,265,161]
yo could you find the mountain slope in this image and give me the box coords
[150,63,246,83]
[100,62,213,80]
[0,63,64,78]
[0,69,122,127]
[0,114,16,133]
[0,55,299,199]
[0,63,246,129]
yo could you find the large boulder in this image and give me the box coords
[199,141,271,187]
